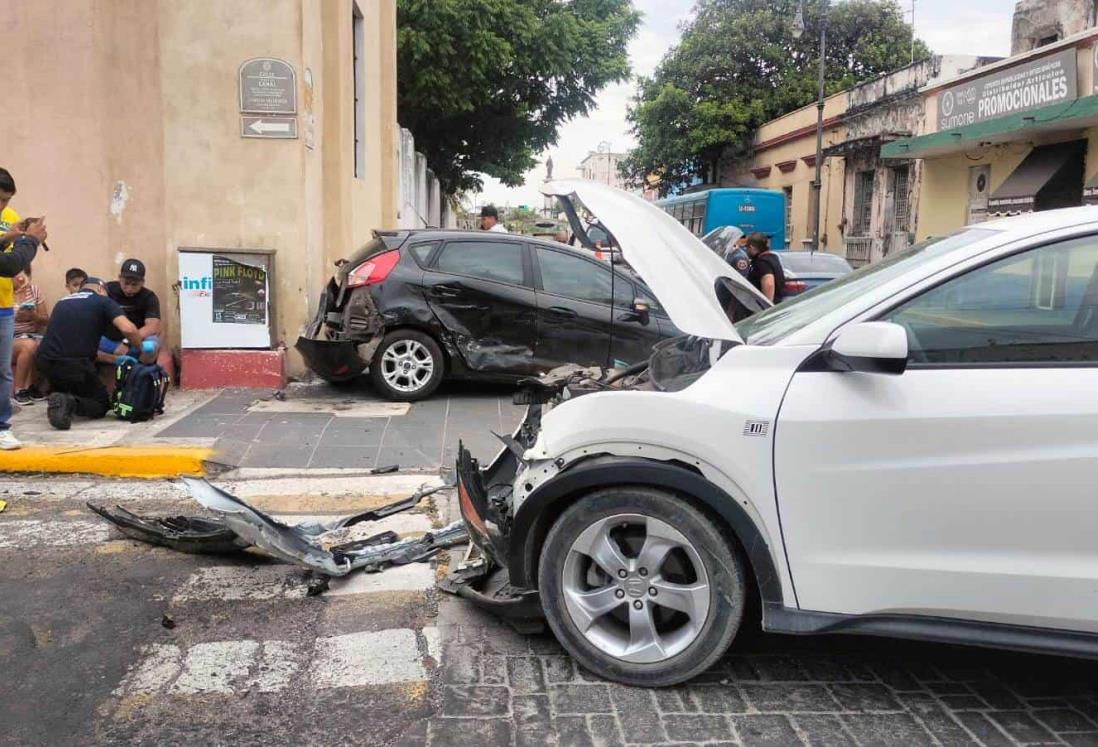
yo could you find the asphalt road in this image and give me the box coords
[5,476,1098,747]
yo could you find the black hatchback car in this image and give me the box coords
[296,230,682,400]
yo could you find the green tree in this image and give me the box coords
[624,0,929,196]
[398,0,640,194]
[503,205,544,234]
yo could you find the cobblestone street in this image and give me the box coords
[420,594,1098,747]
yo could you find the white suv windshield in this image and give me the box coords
[735,229,999,345]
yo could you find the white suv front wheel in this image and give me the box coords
[538,487,746,686]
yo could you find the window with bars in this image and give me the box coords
[851,170,875,236]
[889,165,911,233]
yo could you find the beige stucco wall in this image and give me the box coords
[916,146,1031,239]
[4,0,167,326]
[2,0,398,378]
[721,92,849,254]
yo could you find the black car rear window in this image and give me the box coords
[435,240,525,286]
[408,241,440,267]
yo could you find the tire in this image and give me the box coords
[369,329,445,401]
[538,487,745,687]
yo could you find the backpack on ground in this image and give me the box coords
[112,358,169,423]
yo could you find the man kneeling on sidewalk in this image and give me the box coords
[37,277,143,430]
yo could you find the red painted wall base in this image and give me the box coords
[180,349,287,390]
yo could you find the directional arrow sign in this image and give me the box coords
[240,115,298,139]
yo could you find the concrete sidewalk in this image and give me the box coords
[2,389,217,478]
[2,380,523,478]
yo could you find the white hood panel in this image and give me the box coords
[542,180,763,341]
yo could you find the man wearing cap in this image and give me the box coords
[97,259,172,375]
[479,205,508,233]
[37,277,144,430]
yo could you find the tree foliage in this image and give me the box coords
[624,0,929,196]
[398,0,640,194]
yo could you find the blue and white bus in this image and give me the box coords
[656,188,786,249]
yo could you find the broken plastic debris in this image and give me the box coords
[87,476,464,580]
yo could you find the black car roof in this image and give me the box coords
[376,228,644,280]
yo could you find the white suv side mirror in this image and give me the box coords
[827,322,908,375]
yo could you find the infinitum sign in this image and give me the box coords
[937,48,1077,130]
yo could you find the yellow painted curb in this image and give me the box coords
[0,446,212,479]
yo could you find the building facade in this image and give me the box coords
[885,23,1098,240]
[720,56,991,264]
[4,0,405,381]
[579,150,631,191]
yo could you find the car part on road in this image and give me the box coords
[86,502,246,555]
[439,544,545,634]
[370,464,400,475]
[87,478,461,581]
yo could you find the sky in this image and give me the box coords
[474,0,1015,210]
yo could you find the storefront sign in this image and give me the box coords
[179,250,272,349]
[239,58,296,115]
[937,48,1076,130]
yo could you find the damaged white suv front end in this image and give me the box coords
[446,179,779,683]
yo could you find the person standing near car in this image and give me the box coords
[745,232,785,303]
[726,233,752,279]
[479,205,508,233]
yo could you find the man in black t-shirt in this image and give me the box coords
[745,232,786,304]
[38,277,144,430]
[96,258,175,382]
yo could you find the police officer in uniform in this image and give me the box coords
[37,277,144,430]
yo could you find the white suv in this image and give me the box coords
[451,180,1098,687]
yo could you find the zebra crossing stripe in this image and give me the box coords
[114,628,439,696]
[0,519,109,548]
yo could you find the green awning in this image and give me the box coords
[882,93,1098,160]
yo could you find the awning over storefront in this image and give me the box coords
[1085,172,1098,205]
[987,142,1081,213]
[881,94,1098,160]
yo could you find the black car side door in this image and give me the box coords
[531,246,613,370]
[423,238,538,374]
[608,279,673,365]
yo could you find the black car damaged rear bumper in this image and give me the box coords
[294,336,368,382]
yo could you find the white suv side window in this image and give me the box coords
[888,235,1098,365]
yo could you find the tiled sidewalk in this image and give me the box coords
[156,382,523,471]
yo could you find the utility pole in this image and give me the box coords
[910,0,917,64]
[794,0,829,253]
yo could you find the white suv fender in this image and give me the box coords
[508,344,818,608]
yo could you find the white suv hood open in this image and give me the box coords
[542,180,765,342]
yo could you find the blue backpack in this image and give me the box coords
[112,358,169,423]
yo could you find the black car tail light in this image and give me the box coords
[347,249,400,288]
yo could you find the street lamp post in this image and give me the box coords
[793,0,828,253]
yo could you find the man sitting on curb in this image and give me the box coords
[97,259,174,377]
[38,277,143,430]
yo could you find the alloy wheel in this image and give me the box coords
[561,513,711,664]
[380,338,435,393]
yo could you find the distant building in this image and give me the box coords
[579,150,631,190]
[1012,0,1096,54]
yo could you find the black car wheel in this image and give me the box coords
[369,329,445,401]
[538,487,745,686]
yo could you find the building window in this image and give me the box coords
[852,170,875,236]
[352,2,365,178]
[889,165,910,232]
[782,187,793,248]
[1037,34,1060,48]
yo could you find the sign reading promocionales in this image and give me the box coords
[937,48,1077,130]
